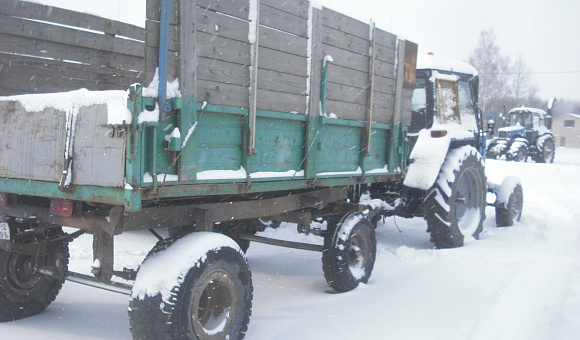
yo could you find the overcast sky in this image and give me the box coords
[29,0,580,103]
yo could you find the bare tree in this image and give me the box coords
[511,55,538,104]
[469,28,511,113]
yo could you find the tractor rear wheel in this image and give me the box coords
[424,146,487,248]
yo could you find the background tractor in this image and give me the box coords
[487,105,555,163]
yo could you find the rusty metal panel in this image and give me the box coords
[0,101,126,188]
[73,104,126,188]
[0,101,66,182]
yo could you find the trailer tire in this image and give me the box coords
[495,178,524,227]
[425,146,486,248]
[0,226,69,322]
[535,135,555,163]
[129,232,252,340]
[322,213,376,292]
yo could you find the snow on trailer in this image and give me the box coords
[0,1,524,339]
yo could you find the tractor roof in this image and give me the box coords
[508,107,547,116]
[417,54,478,76]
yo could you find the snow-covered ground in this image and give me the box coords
[1,148,579,339]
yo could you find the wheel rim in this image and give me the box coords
[347,230,369,280]
[6,253,43,292]
[455,167,483,236]
[512,190,523,221]
[192,269,238,338]
[543,140,554,162]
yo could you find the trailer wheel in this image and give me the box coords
[495,177,524,227]
[129,232,252,340]
[322,213,376,292]
[0,226,69,322]
[425,146,486,248]
[535,135,555,163]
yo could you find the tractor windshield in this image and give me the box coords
[509,112,533,129]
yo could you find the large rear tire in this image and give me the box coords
[322,212,376,292]
[0,225,69,321]
[424,146,487,248]
[507,141,528,162]
[535,135,555,163]
[129,232,252,340]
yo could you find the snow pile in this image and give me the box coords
[0,88,132,125]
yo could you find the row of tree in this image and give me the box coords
[468,28,579,119]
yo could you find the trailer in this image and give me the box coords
[0,1,523,339]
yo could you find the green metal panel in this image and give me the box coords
[364,128,390,171]
[317,124,362,173]
[195,112,244,172]
[251,117,305,173]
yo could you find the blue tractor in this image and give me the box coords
[487,106,555,163]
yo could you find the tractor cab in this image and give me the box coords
[409,54,484,153]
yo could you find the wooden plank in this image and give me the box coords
[196,80,306,113]
[321,25,370,57]
[197,0,250,20]
[262,0,309,19]
[1,0,144,41]
[259,47,306,77]
[0,34,144,74]
[196,57,306,95]
[321,7,370,41]
[0,15,144,57]
[375,28,398,51]
[260,4,308,38]
[0,54,141,95]
[325,99,393,122]
[196,8,249,44]
[260,25,308,57]
[327,65,394,95]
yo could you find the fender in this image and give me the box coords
[403,129,451,190]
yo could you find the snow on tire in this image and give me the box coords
[535,134,555,163]
[322,212,376,292]
[424,146,486,248]
[495,176,524,227]
[128,232,252,340]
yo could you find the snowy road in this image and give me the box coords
[1,148,579,339]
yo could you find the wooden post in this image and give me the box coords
[178,0,198,181]
[247,0,260,157]
[305,6,323,179]
[392,39,407,125]
[363,22,377,157]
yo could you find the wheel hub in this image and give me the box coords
[192,269,238,338]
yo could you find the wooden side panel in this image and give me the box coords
[0,101,65,182]
[319,8,399,123]
[0,0,144,96]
